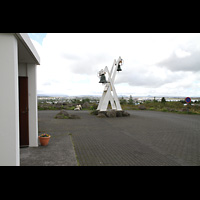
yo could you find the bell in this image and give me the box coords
[99,74,107,83]
[117,60,122,71]
[117,64,122,71]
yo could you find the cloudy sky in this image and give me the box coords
[28,33,200,97]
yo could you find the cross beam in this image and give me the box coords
[97,57,123,111]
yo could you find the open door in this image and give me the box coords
[19,77,29,147]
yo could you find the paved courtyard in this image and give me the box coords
[21,110,200,166]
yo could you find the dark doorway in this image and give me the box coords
[19,77,29,147]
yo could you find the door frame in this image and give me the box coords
[19,76,29,147]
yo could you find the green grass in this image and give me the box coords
[121,102,200,115]
[38,101,200,115]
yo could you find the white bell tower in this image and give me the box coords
[97,56,124,111]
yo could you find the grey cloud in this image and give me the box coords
[115,68,186,88]
[116,73,170,88]
[157,50,200,72]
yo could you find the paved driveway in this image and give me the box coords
[21,110,200,166]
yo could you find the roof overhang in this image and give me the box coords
[14,33,40,65]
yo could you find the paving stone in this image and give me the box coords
[21,110,200,166]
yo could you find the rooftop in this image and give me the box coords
[14,33,40,65]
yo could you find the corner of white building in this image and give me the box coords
[0,33,40,166]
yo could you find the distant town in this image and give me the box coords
[38,95,200,105]
[37,94,200,115]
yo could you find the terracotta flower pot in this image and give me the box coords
[38,136,51,146]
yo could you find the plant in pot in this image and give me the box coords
[38,133,51,146]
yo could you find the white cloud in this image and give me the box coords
[30,33,200,97]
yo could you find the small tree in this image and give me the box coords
[153,97,158,102]
[161,97,166,103]
[128,95,134,105]
[120,97,127,105]
[82,98,90,104]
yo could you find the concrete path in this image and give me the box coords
[20,110,200,166]
[20,110,77,166]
